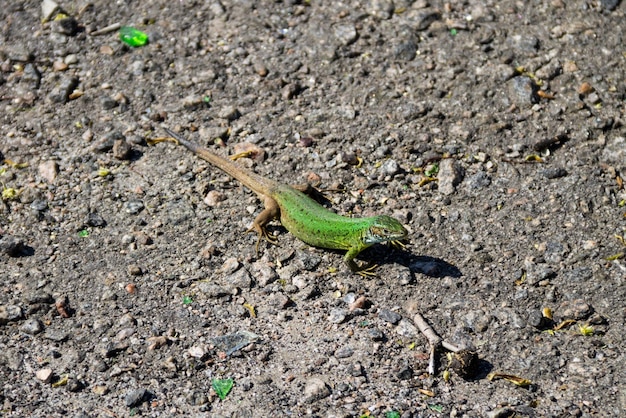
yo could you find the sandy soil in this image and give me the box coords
[1,0,625,416]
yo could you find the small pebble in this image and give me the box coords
[221,259,242,275]
[20,318,44,335]
[381,159,400,176]
[396,366,414,380]
[217,105,241,121]
[254,61,268,77]
[41,0,60,21]
[36,368,54,383]
[115,328,135,341]
[334,346,354,358]
[39,160,59,183]
[51,16,79,36]
[368,328,384,341]
[252,261,278,287]
[44,329,69,342]
[267,293,291,310]
[466,171,491,190]
[508,76,539,106]
[558,299,593,321]
[507,34,539,53]
[188,345,207,359]
[578,82,593,95]
[438,159,464,195]
[347,362,364,377]
[125,388,148,407]
[48,76,79,103]
[0,305,24,325]
[86,212,106,227]
[53,61,68,71]
[395,319,419,338]
[30,199,48,212]
[92,385,109,395]
[296,252,321,271]
[539,167,567,179]
[125,200,145,214]
[341,151,358,165]
[0,236,27,257]
[113,139,132,160]
[64,54,78,65]
[303,377,330,403]
[100,96,118,110]
[333,23,358,46]
[204,190,226,206]
[349,296,368,311]
[328,308,348,324]
[225,268,253,290]
[412,9,442,31]
[378,309,402,325]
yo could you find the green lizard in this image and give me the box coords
[151,128,408,275]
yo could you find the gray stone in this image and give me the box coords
[328,308,348,324]
[378,309,402,325]
[125,200,145,215]
[48,76,79,103]
[0,305,24,325]
[438,159,465,195]
[225,268,253,290]
[20,318,44,335]
[125,388,148,407]
[508,76,540,106]
[41,0,60,21]
[0,236,27,257]
[303,377,330,403]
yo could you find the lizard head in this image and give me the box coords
[363,215,408,245]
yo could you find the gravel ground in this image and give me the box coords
[1,0,625,417]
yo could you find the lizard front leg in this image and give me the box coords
[344,245,378,277]
[245,195,281,254]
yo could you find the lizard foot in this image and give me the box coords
[347,259,378,277]
[245,224,278,255]
[355,263,379,277]
[390,239,407,250]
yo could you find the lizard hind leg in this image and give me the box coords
[245,197,281,255]
[245,222,277,255]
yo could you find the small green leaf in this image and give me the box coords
[2,187,18,200]
[386,411,401,418]
[424,163,439,177]
[120,26,148,47]
[98,167,110,177]
[212,378,234,400]
[182,295,193,305]
[428,404,444,413]
[78,229,89,237]
[579,323,594,336]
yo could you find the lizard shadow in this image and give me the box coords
[361,244,462,278]
[402,253,462,278]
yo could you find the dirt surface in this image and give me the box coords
[1,0,625,416]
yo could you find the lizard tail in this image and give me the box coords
[155,128,277,197]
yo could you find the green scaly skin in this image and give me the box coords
[158,128,408,275]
